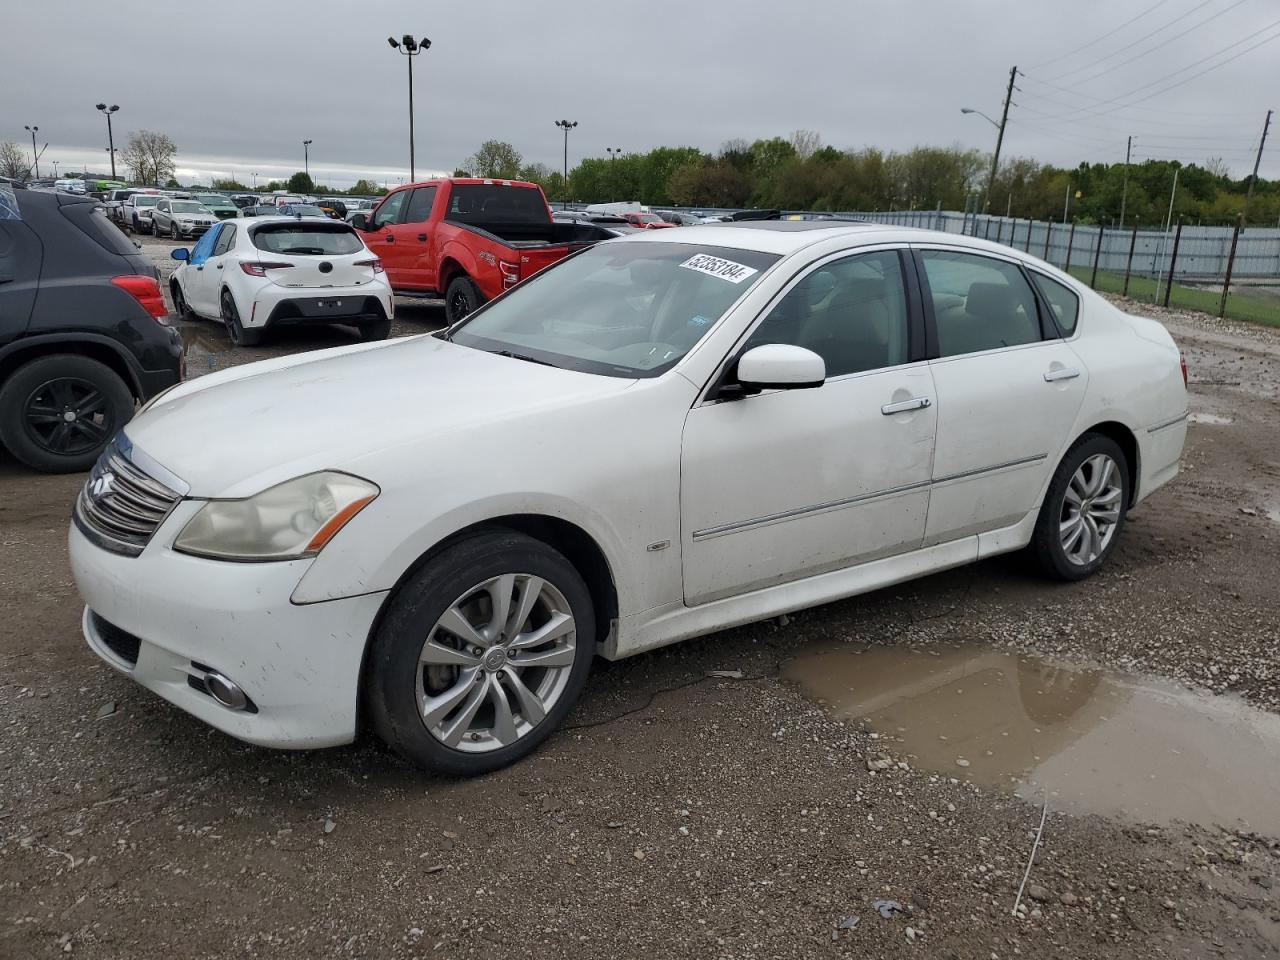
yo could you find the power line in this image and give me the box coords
[1055,0,1252,88]
[1044,0,1217,82]
[1017,73,1260,118]
[1028,0,1176,70]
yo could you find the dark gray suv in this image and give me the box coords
[0,184,183,472]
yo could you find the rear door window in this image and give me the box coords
[61,203,139,257]
[403,186,437,224]
[918,250,1043,357]
[446,185,548,224]
[252,224,363,255]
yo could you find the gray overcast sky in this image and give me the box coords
[3,0,1276,188]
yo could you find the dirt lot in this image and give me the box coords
[2,267,1279,958]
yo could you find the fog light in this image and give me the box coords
[202,668,249,711]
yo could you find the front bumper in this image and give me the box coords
[69,510,387,749]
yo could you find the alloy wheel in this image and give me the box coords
[21,377,112,456]
[416,573,577,753]
[1058,453,1123,565]
[449,289,472,322]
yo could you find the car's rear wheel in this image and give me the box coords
[444,275,482,326]
[357,318,393,341]
[1030,433,1129,581]
[221,290,262,347]
[0,355,134,473]
[366,531,595,776]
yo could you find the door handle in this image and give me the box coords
[1044,367,1081,382]
[418,233,427,242]
[196,266,203,271]
[384,235,395,243]
[215,264,223,269]
[881,397,932,415]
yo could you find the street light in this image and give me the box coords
[960,107,1000,129]
[303,139,312,181]
[51,160,59,177]
[555,120,578,204]
[95,104,120,179]
[388,34,431,182]
[606,147,623,163]
[24,125,39,179]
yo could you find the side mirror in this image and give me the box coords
[171,248,190,262]
[349,213,370,231]
[736,344,825,391]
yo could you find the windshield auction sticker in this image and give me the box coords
[679,253,759,284]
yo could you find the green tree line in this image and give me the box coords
[457,131,1279,227]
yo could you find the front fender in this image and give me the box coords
[290,491,639,615]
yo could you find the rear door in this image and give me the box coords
[914,246,1088,545]
[390,185,438,289]
[0,216,43,344]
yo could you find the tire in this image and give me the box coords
[357,317,393,341]
[170,221,179,240]
[1030,433,1130,582]
[220,290,262,347]
[132,215,140,234]
[444,275,482,326]
[171,280,192,320]
[366,530,596,776]
[149,219,157,237]
[0,354,135,473]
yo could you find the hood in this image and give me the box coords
[123,336,636,497]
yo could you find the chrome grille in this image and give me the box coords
[75,443,180,556]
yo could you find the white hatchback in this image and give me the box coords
[71,223,1187,776]
[168,217,394,346]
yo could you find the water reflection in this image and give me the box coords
[785,645,1280,836]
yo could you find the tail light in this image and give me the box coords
[499,260,521,288]
[240,261,295,277]
[112,275,167,322]
[354,258,384,274]
[1179,352,1188,387]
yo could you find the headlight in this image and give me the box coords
[173,472,379,561]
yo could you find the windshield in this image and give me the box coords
[252,223,362,255]
[633,213,663,223]
[449,241,778,378]
[281,204,327,217]
[172,201,209,214]
[133,195,161,208]
[446,184,548,224]
[196,194,230,205]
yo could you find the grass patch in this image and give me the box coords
[1065,267,1279,327]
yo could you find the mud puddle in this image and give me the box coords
[785,645,1280,835]
[1188,412,1234,425]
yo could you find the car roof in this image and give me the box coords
[610,221,1050,260]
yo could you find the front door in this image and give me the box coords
[914,246,1088,544]
[358,188,410,287]
[387,185,437,290]
[681,248,937,605]
[184,223,227,318]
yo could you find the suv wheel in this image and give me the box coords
[149,219,157,236]
[1030,433,1130,581]
[366,531,595,776]
[444,276,482,326]
[170,222,180,240]
[221,290,261,347]
[0,355,135,473]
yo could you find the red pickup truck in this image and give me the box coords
[351,178,615,323]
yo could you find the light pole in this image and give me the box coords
[252,172,258,189]
[606,146,623,163]
[95,104,119,179]
[555,120,578,204]
[51,160,59,178]
[24,125,39,179]
[387,34,431,182]
[303,139,312,182]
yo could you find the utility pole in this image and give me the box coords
[982,65,1017,213]
[1243,109,1272,224]
[1063,180,1071,223]
[1119,135,1132,229]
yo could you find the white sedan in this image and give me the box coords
[70,223,1187,775]
[167,216,394,346]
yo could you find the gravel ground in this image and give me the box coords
[1,265,1278,959]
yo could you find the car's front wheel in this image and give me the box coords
[171,281,192,320]
[0,354,135,473]
[366,531,595,776]
[1030,433,1129,581]
[170,222,180,240]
